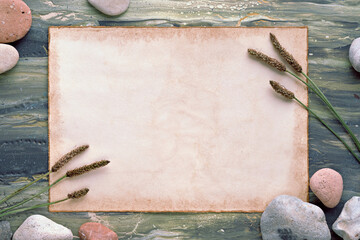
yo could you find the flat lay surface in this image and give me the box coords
[0,0,359,239]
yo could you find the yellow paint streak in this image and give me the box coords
[264,15,280,21]
[8,115,29,120]
[42,46,48,56]
[236,13,259,27]
[12,177,30,183]
[13,121,47,128]
[245,214,259,221]
[236,13,280,26]
[215,14,226,20]
[10,174,48,183]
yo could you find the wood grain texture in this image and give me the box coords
[0,0,359,239]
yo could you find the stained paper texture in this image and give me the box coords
[48,27,308,212]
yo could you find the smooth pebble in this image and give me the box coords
[0,44,19,74]
[350,37,360,72]
[333,196,360,240]
[79,222,118,240]
[88,0,130,16]
[310,168,343,208]
[260,195,331,240]
[13,215,73,240]
[0,0,32,43]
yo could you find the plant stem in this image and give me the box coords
[294,97,360,163]
[0,175,67,214]
[286,69,360,153]
[0,197,68,219]
[300,71,360,152]
[0,172,51,206]
[286,70,309,87]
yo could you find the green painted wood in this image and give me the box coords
[0,0,360,239]
[1,180,262,239]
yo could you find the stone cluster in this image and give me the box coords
[5,215,118,240]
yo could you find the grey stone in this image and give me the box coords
[13,215,73,240]
[332,196,360,240]
[88,0,130,16]
[0,44,19,74]
[0,221,12,240]
[349,37,360,72]
[260,195,331,240]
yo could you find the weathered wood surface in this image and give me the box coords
[0,0,359,239]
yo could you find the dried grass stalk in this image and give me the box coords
[269,80,295,100]
[68,188,89,199]
[51,145,89,172]
[66,160,110,177]
[248,49,287,72]
[270,33,302,73]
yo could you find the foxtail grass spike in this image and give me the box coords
[269,81,295,100]
[51,145,89,172]
[248,49,286,72]
[0,188,89,218]
[68,188,89,199]
[0,145,89,207]
[270,33,302,73]
[66,160,110,177]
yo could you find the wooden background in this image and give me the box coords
[0,0,359,239]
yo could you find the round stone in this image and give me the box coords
[261,195,331,240]
[0,0,32,43]
[333,196,360,240]
[350,37,360,72]
[88,0,130,16]
[310,168,343,208]
[13,215,73,240]
[0,44,19,74]
[79,222,118,240]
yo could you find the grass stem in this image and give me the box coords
[0,198,68,219]
[294,97,360,163]
[0,172,51,206]
[301,71,360,152]
[0,175,67,214]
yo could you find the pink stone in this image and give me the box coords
[310,168,343,208]
[79,222,118,240]
[0,0,32,43]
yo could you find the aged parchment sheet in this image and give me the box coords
[48,27,308,212]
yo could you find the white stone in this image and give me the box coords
[333,196,360,240]
[88,0,130,16]
[13,215,73,240]
[349,37,360,72]
[0,44,19,74]
[261,195,331,240]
